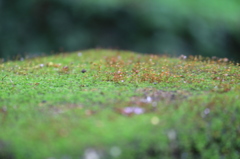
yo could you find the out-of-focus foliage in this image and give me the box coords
[1,0,240,61]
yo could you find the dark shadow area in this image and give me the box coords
[0,0,240,61]
[0,140,14,159]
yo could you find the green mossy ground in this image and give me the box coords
[0,49,240,159]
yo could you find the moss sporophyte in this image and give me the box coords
[0,49,239,159]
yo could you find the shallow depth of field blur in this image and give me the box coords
[0,0,240,61]
[0,49,239,159]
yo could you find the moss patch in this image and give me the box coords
[0,49,239,159]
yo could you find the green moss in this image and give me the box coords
[0,49,239,159]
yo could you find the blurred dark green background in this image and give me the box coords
[1,0,240,61]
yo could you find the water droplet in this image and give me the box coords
[151,116,159,125]
[179,55,187,60]
[110,146,121,157]
[167,130,177,140]
[146,96,152,103]
[124,107,144,115]
[84,148,100,159]
[204,108,210,115]
[78,52,82,56]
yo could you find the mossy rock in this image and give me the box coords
[0,49,239,159]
